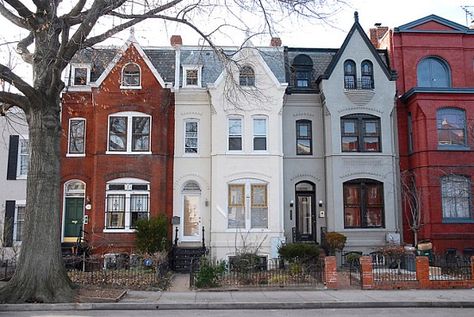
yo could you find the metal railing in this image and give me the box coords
[344,78,374,90]
[371,252,417,283]
[429,253,472,281]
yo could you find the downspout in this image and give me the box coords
[206,88,213,254]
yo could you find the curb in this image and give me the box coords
[1,301,474,311]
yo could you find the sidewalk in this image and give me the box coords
[1,289,474,311]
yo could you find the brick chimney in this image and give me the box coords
[369,23,389,48]
[170,35,182,47]
[270,37,282,47]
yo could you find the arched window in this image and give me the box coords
[344,179,384,228]
[293,54,313,88]
[121,63,141,87]
[344,60,357,89]
[361,60,374,89]
[437,108,466,147]
[239,66,255,86]
[417,57,450,88]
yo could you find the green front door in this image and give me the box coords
[64,197,84,238]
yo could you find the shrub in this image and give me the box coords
[324,232,347,255]
[278,243,320,263]
[135,215,168,254]
[194,257,226,288]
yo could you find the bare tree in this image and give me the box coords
[0,0,345,303]
[400,170,422,247]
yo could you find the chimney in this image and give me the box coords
[369,23,389,48]
[170,35,182,47]
[270,37,282,47]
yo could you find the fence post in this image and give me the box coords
[324,256,338,289]
[360,256,373,290]
[416,256,429,288]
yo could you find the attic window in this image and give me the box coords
[71,65,90,86]
[292,54,313,88]
[239,66,255,86]
[121,63,141,88]
[183,66,202,88]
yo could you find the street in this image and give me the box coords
[1,308,474,317]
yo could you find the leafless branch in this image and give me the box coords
[4,0,33,19]
[0,2,30,29]
[16,32,33,64]
[0,63,36,102]
[0,91,29,112]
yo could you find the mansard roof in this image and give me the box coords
[395,14,474,34]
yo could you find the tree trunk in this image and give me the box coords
[0,98,75,303]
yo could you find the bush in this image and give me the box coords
[278,243,320,263]
[135,215,168,254]
[229,253,265,273]
[324,232,347,255]
[194,257,226,288]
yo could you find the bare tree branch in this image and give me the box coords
[0,2,30,29]
[0,63,36,102]
[0,91,29,111]
[16,32,34,64]
[66,0,87,17]
[4,0,33,19]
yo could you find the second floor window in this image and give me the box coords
[341,114,381,152]
[121,63,141,87]
[344,60,357,89]
[109,113,151,153]
[185,120,198,154]
[437,108,466,148]
[239,66,255,86]
[68,118,86,155]
[253,118,267,151]
[17,139,29,178]
[228,118,242,151]
[296,120,312,155]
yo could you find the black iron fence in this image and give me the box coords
[371,252,417,283]
[429,253,472,281]
[341,251,362,286]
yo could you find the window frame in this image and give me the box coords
[436,108,468,150]
[296,119,313,155]
[184,119,199,155]
[107,111,152,154]
[104,178,150,232]
[239,65,255,87]
[13,201,26,243]
[252,116,267,152]
[292,54,313,88]
[183,65,202,88]
[228,116,243,152]
[417,56,451,88]
[441,175,473,223]
[344,60,357,89]
[343,179,385,229]
[67,118,86,157]
[71,64,91,86]
[16,137,29,179]
[120,63,142,89]
[361,60,374,89]
[341,114,381,153]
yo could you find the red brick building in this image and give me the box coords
[372,15,474,254]
[60,37,175,254]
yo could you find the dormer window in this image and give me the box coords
[239,66,255,86]
[344,60,357,89]
[121,63,141,87]
[292,54,313,88]
[183,66,202,87]
[71,64,90,86]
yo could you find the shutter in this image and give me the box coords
[7,135,19,180]
[3,200,15,247]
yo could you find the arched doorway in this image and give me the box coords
[181,181,201,242]
[295,181,316,242]
[63,180,85,242]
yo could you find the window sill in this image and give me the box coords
[226,151,244,155]
[437,145,470,151]
[105,151,152,155]
[120,86,142,90]
[66,153,86,157]
[225,228,270,232]
[15,175,27,180]
[442,219,474,224]
[103,229,137,233]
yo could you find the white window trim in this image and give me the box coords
[13,200,26,245]
[62,180,86,242]
[67,117,86,157]
[252,115,268,153]
[71,63,91,86]
[106,111,152,155]
[226,179,269,231]
[183,119,199,156]
[104,178,150,232]
[182,65,202,88]
[16,136,28,179]
[120,62,142,90]
[227,116,244,153]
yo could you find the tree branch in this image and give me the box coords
[4,0,33,19]
[0,91,29,112]
[16,32,34,64]
[0,2,30,29]
[0,63,36,101]
[66,0,87,18]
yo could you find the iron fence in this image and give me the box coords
[0,259,16,281]
[429,253,472,281]
[371,252,417,283]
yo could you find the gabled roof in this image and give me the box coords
[320,12,396,81]
[395,14,474,34]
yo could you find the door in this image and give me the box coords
[64,197,84,239]
[295,181,316,242]
[182,194,201,241]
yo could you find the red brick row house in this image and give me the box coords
[60,35,175,254]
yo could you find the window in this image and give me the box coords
[17,139,29,178]
[253,118,267,151]
[184,120,198,154]
[68,118,86,155]
[344,60,357,89]
[437,108,466,148]
[361,60,374,89]
[417,57,450,88]
[182,181,201,239]
[341,114,381,152]
[186,70,198,86]
[3,200,26,246]
[228,182,268,229]
[73,67,88,86]
[293,54,313,88]
[441,175,472,221]
[228,118,242,151]
[14,205,25,242]
[108,112,151,153]
[105,179,150,230]
[121,63,141,87]
[296,120,312,155]
[344,179,384,228]
[239,66,255,86]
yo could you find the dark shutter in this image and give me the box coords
[7,135,19,180]
[3,200,15,247]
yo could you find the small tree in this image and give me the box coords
[401,170,422,246]
[135,215,168,254]
[323,232,346,256]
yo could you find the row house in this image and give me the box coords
[371,15,474,255]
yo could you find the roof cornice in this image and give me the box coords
[400,87,474,102]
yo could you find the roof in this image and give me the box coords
[395,14,474,34]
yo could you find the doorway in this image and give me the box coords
[63,180,85,242]
[295,181,316,242]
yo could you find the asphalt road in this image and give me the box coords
[1,308,474,317]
